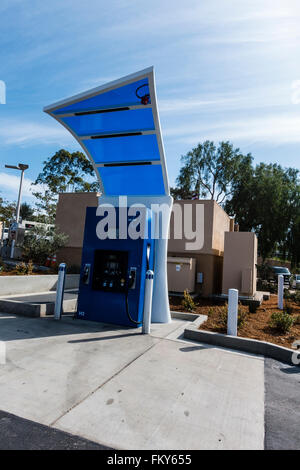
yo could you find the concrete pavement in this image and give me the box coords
[0,312,265,449]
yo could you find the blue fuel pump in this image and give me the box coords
[44,68,173,326]
[76,206,155,327]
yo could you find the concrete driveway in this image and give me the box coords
[0,312,266,449]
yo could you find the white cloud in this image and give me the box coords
[0,172,43,199]
[159,80,297,116]
[164,112,300,148]
[0,119,75,146]
[159,97,237,114]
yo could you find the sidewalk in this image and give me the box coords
[0,312,264,450]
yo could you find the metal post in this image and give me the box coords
[10,168,25,259]
[278,274,284,310]
[142,270,154,334]
[0,223,5,247]
[227,288,239,336]
[54,263,66,320]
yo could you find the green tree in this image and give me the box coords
[0,198,16,225]
[32,149,101,223]
[171,140,253,203]
[33,149,100,193]
[20,202,34,220]
[282,187,300,267]
[31,189,57,224]
[225,163,299,261]
[22,225,68,265]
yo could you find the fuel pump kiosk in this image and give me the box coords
[44,67,172,327]
[77,206,154,326]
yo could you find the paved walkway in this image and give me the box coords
[5,311,298,449]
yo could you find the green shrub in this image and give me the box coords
[15,260,34,275]
[238,310,248,328]
[182,290,196,312]
[294,292,300,306]
[27,260,33,275]
[294,315,300,325]
[15,262,28,275]
[22,225,68,265]
[284,290,293,300]
[219,305,248,329]
[270,312,294,333]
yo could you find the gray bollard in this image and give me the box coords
[54,263,66,320]
[227,288,239,336]
[142,270,154,334]
[278,274,284,310]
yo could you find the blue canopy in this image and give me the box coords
[44,67,169,196]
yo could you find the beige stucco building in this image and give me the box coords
[55,193,257,297]
[168,199,231,296]
[55,192,100,267]
[222,232,257,296]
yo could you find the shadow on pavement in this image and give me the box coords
[0,312,133,342]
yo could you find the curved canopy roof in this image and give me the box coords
[44,67,169,197]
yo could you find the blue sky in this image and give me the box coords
[1,0,300,204]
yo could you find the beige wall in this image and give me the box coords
[167,257,196,293]
[222,232,257,296]
[56,246,83,266]
[168,251,223,296]
[168,199,231,255]
[168,199,230,296]
[55,192,99,248]
[212,200,232,255]
[55,192,99,266]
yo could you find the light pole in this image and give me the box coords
[5,163,29,259]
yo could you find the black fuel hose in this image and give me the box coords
[125,291,140,325]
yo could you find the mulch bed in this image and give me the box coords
[170,295,300,349]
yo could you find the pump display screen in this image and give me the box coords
[92,250,128,292]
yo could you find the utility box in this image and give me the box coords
[167,257,196,293]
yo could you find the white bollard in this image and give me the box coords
[278,274,284,310]
[54,263,66,320]
[142,270,154,334]
[227,289,239,336]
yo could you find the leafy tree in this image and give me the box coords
[20,202,34,220]
[0,198,16,225]
[22,225,68,265]
[33,149,100,193]
[171,140,253,203]
[32,149,101,223]
[225,163,299,261]
[31,189,57,224]
[282,188,300,267]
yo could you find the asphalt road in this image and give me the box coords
[0,410,111,450]
[265,358,300,450]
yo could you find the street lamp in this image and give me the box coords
[4,163,29,259]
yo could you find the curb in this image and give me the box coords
[184,321,299,365]
[0,298,77,317]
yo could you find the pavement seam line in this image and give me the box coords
[49,338,162,427]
